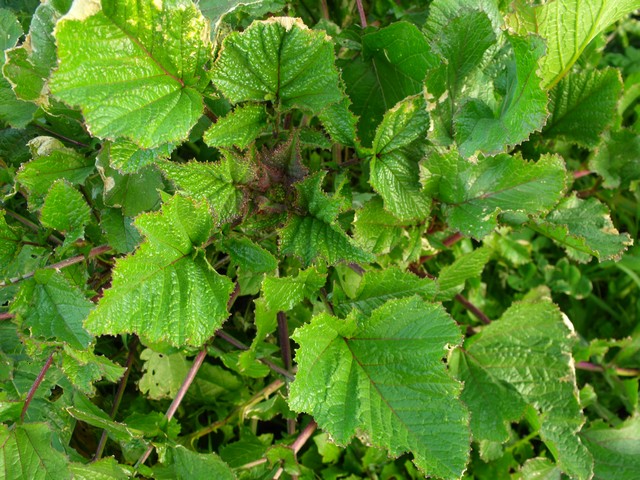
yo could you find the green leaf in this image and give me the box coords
[372,95,429,155]
[96,149,163,217]
[0,423,70,480]
[60,345,125,395]
[0,9,23,52]
[221,236,277,273]
[519,458,563,480]
[279,173,373,266]
[436,246,492,300]
[2,0,70,105]
[581,416,640,480]
[529,194,633,262]
[50,0,211,148]
[262,267,326,312]
[100,208,141,254]
[331,267,437,317]
[453,34,548,157]
[138,348,190,400]
[543,68,622,147]
[67,394,144,442]
[69,457,132,480]
[16,136,94,210]
[340,22,437,146]
[589,129,640,189]
[507,0,640,89]
[198,0,285,31]
[106,139,175,174]
[455,299,593,479]
[40,180,92,243]
[427,151,567,238]
[317,96,359,148]
[204,103,267,149]
[85,195,234,347]
[159,156,254,222]
[289,297,468,479]
[210,17,342,112]
[11,269,93,349]
[353,197,410,254]
[0,210,22,278]
[154,445,235,480]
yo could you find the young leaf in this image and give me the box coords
[50,0,211,148]
[507,0,640,89]
[581,416,640,480]
[353,197,412,254]
[11,269,93,349]
[204,103,267,149]
[436,246,492,300]
[16,136,94,210]
[454,299,593,479]
[0,423,70,479]
[40,180,92,243]
[331,267,437,317]
[262,267,326,312]
[529,194,633,262]
[426,151,567,239]
[210,17,342,113]
[340,22,437,146]
[221,236,277,274]
[60,345,125,395]
[85,195,234,347]
[589,129,640,189]
[317,95,359,148]
[543,68,622,147]
[106,140,175,174]
[0,211,22,278]
[279,173,373,266]
[159,156,254,222]
[453,34,548,157]
[289,297,469,479]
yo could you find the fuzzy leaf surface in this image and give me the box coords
[507,0,640,88]
[427,151,567,238]
[210,17,342,112]
[589,129,640,189]
[529,194,633,262]
[204,103,267,149]
[353,197,410,254]
[455,300,593,479]
[84,195,234,347]
[290,297,468,478]
[0,211,22,278]
[40,180,91,243]
[543,68,622,147]
[50,0,211,148]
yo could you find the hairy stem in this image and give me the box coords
[576,361,640,377]
[20,351,55,423]
[355,0,367,27]
[94,338,138,461]
[0,313,15,320]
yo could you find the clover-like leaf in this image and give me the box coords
[50,0,211,148]
[290,296,469,479]
[85,195,234,347]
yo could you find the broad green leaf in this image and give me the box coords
[0,9,37,127]
[0,423,70,480]
[519,458,562,480]
[262,267,326,311]
[204,103,267,149]
[423,8,496,144]
[455,299,593,479]
[96,150,162,217]
[159,156,254,222]
[589,129,640,189]
[507,0,640,89]
[426,151,567,238]
[106,140,175,174]
[353,197,410,254]
[11,269,92,349]
[221,236,277,273]
[422,0,504,42]
[198,0,285,32]
[529,194,633,262]
[369,95,431,221]
[340,22,437,146]
[138,348,190,400]
[289,297,469,479]
[60,345,125,395]
[154,445,235,480]
[40,180,92,243]
[69,457,132,480]
[581,416,640,480]
[436,246,492,300]
[332,267,437,317]
[279,173,373,266]
[16,136,94,210]
[100,208,141,254]
[317,95,359,148]
[543,68,622,148]
[2,0,71,105]
[0,211,22,278]
[50,0,211,148]
[211,17,342,112]
[453,34,548,157]
[85,195,235,347]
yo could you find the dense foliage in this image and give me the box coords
[1,0,640,478]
